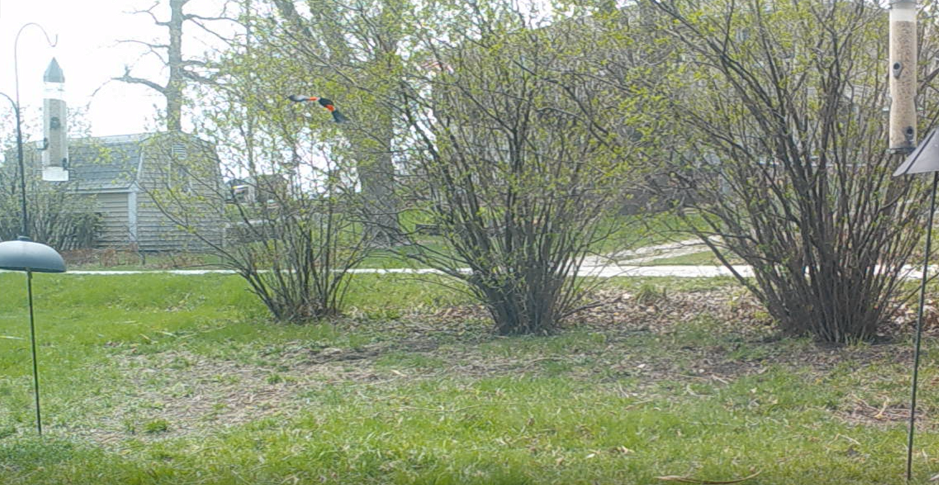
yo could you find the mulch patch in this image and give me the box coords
[83,287,939,443]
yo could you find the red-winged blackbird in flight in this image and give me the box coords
[288,94,349,123]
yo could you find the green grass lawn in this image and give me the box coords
[0,272,935,483]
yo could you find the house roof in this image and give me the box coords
[67,133,147,192]
[5,132,214,193]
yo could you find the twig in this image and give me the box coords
[656,471,762,484]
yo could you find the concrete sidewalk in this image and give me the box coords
[582,238,713,266]
[58,263,932,280]
[61,265,749,278]
[42,238,925,280]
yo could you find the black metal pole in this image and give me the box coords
[2,23,57,439]
[26,271,41,435]
[12,23,56,239]
[14,103,27,238]
[907,170,939,481]
[0,93,25,236]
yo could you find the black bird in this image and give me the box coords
[288,94,349,123]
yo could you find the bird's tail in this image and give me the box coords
[332,110,349,123]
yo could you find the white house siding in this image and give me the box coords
[135,191,222,252]
[135,138,224,252]
[32,132,228,252]
[82,192,131,248]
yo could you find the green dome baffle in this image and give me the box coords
[0,237,66,273]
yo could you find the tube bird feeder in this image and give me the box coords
[890,0,918,153]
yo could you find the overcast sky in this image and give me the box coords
[0,0,189,139]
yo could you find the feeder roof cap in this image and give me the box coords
[43,58,64,83]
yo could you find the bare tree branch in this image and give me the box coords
[114,67,167,94]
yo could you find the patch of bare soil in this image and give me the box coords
[839,397,913,426]
[77,288,932,444]
[80,350,391,445]
[571,289,936,428]
[575,287,772,335]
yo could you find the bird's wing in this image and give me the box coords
[288,94,316,102]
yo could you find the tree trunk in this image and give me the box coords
[271,0,402,244]
[114,0,191,132]
[353,114,400,246]
[166,0,186,132]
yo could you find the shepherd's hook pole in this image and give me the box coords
[13,23,57,238]
[25,270,41,435]
[908,171,938,481]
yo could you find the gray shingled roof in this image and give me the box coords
[5,132,211,193]
[67,134,147,192]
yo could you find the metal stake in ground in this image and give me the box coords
[891,132,939,485]
[26,271,41,434]
[0,23,64,436]
[908,172,937,481]
[894,127,939,481]
[888,1,922,480]
[0,239,66,435]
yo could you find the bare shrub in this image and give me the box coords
[632,0,935,342]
